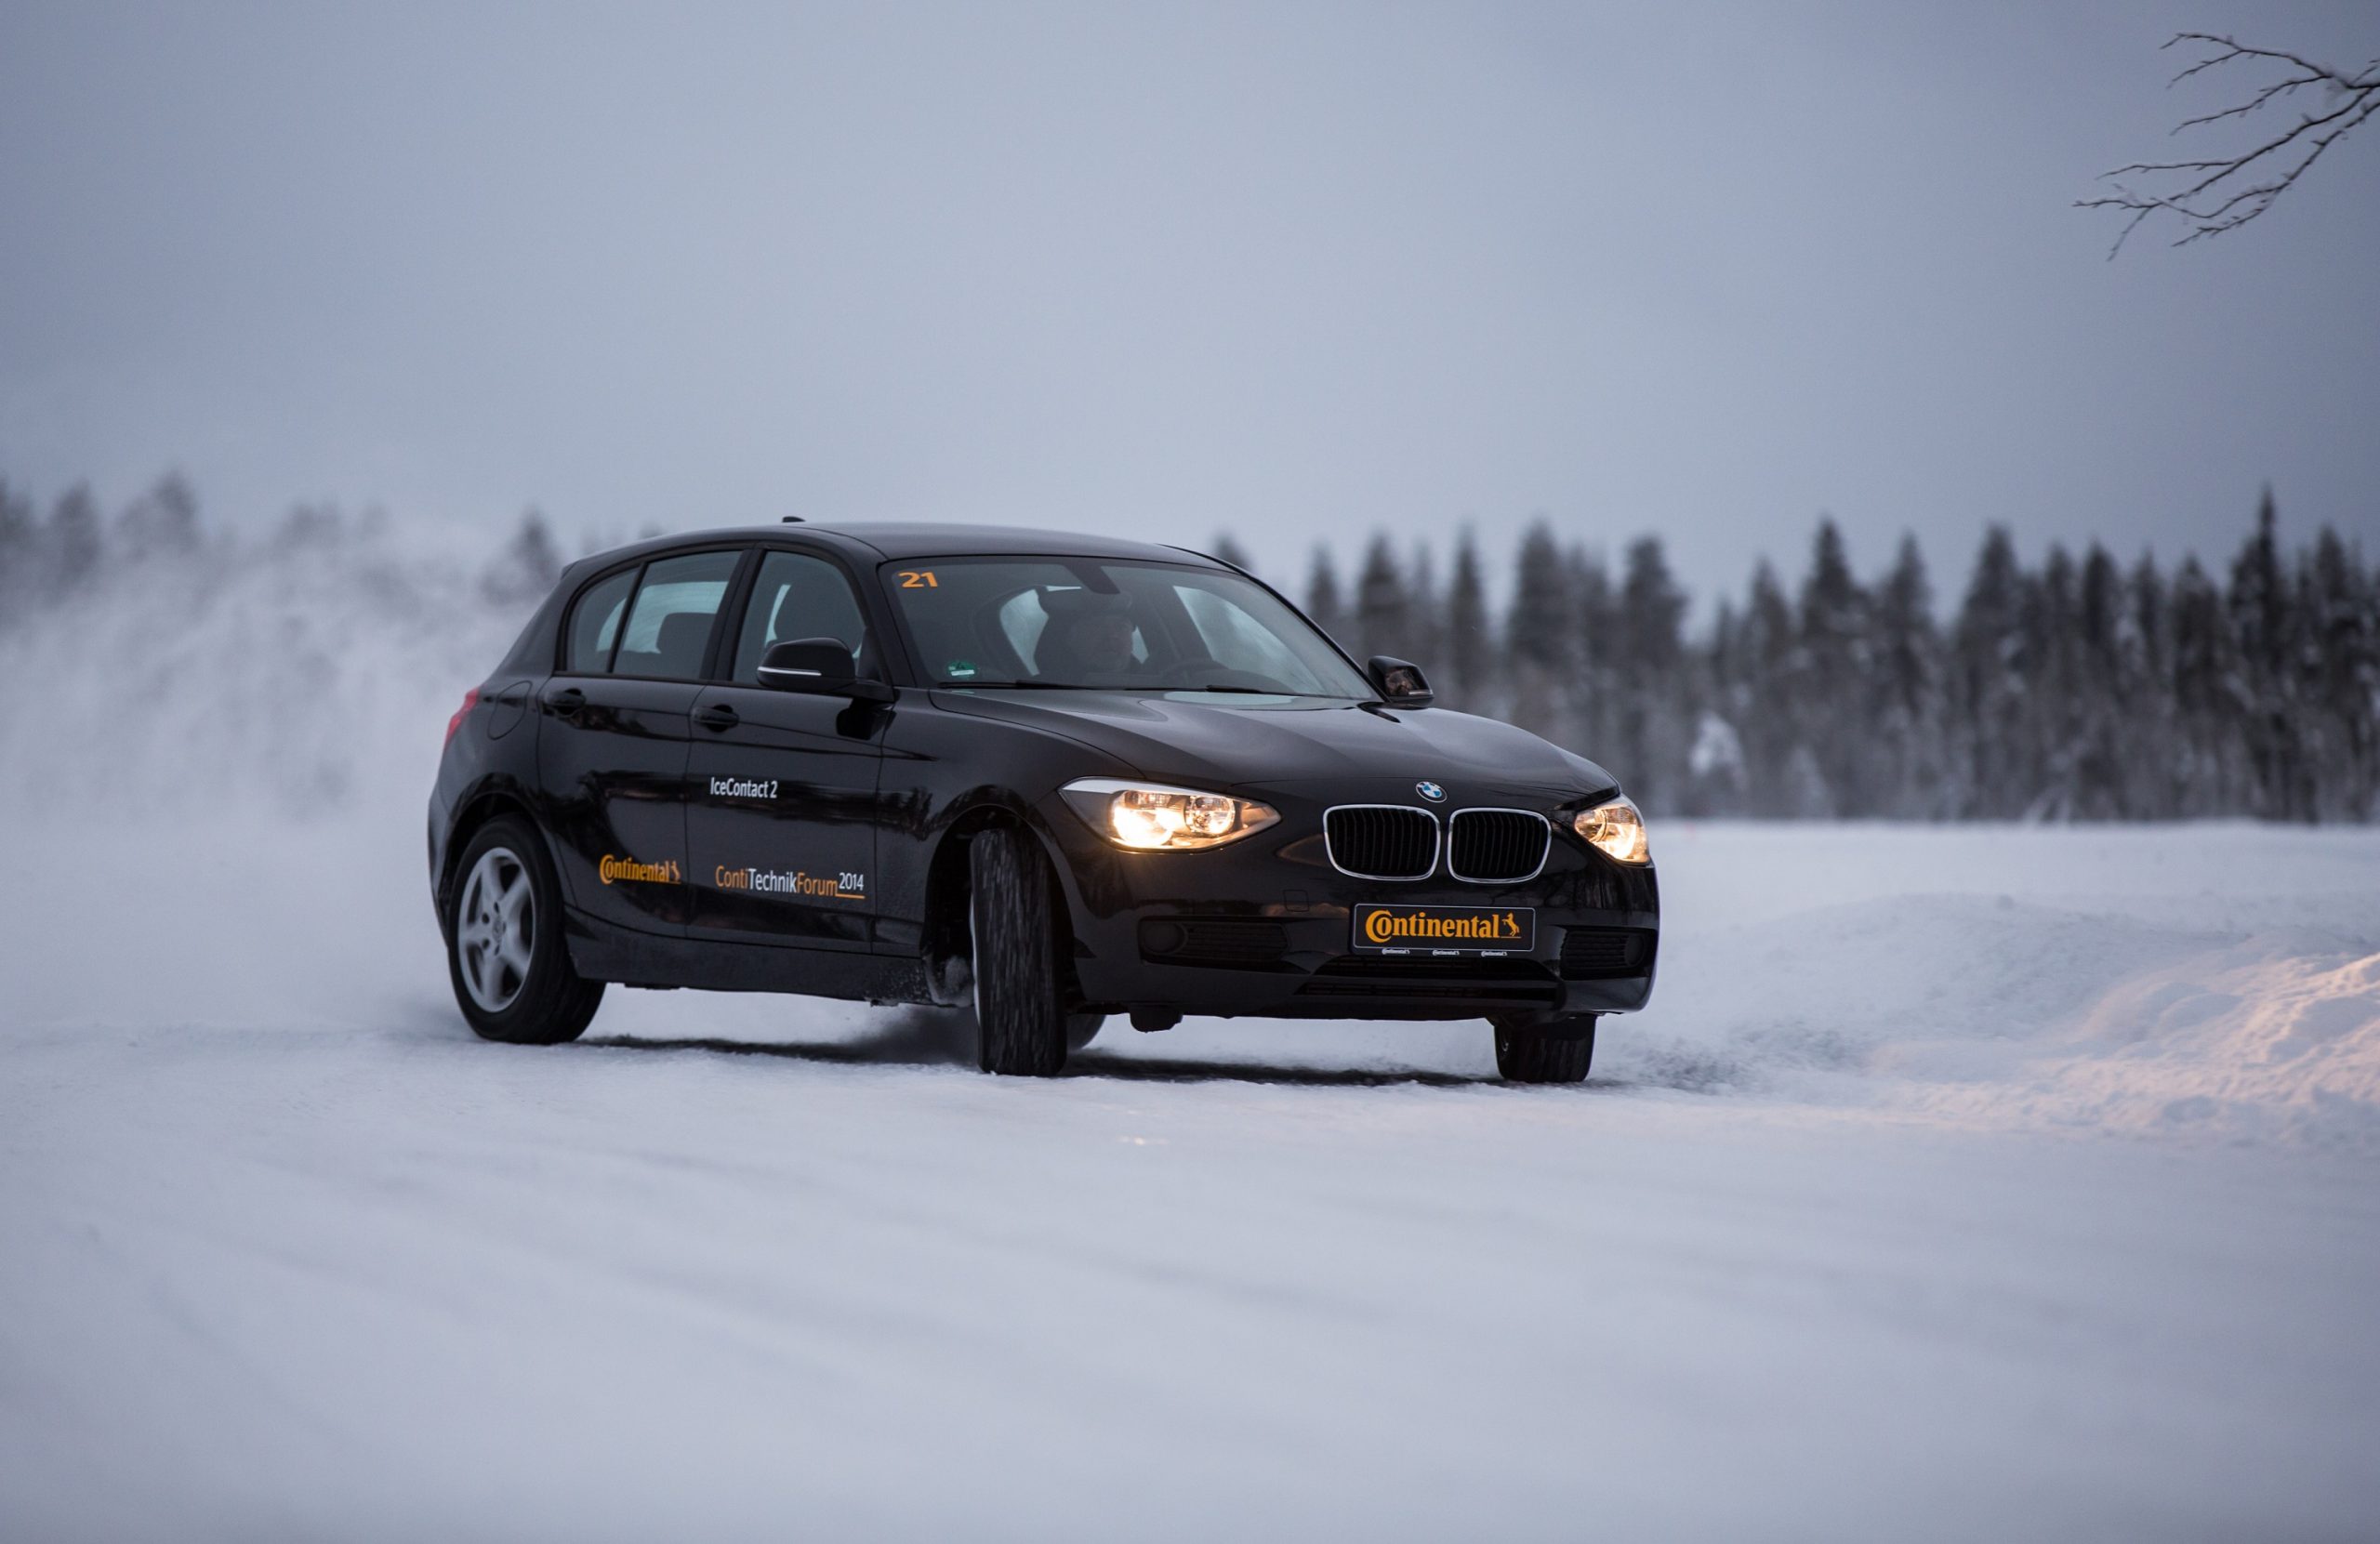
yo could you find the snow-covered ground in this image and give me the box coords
[5,812,2376,1541]
[3,553,2377,1538]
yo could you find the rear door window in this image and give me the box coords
[563,567,640,674]
[613,550,742,680]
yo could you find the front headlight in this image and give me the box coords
[1572,797,1650,865]
[1060,778,1280,851]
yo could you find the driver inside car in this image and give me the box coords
[1036,594,1144,682]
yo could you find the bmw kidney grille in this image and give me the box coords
[1323,805,1439,880]
[1447,809,1552,883]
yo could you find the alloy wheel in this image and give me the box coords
[457,847,536,1013]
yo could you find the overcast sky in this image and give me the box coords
[2,0,2374,602]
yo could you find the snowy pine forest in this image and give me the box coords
[1271,493,2377,822]
[2,470,2373,823]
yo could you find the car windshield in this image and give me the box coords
[881,557,1373,697]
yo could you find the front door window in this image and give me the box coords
[687,549,887,950]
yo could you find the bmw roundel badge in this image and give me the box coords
[1416,780,1448,803]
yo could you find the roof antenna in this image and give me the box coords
[780,515,805,523]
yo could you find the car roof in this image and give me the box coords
[562,521,1232,577]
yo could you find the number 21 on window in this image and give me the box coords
[898,571,938,588]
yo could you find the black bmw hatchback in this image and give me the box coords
[429,522,1659,1082]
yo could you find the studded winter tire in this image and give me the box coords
[970,825,1071,1076]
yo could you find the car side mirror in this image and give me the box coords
[1366,655,1434,706]
[758,638,894,703]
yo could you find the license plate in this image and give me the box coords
[1352,904,1535,956]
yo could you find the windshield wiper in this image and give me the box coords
[938,680,1100,690]
[945,680,1315,696]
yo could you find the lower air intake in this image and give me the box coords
[1559,929,1652,979]
[1139,917,1289,968]
[1296,956,1561,1004]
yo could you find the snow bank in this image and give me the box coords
[1602,823,2380,1151]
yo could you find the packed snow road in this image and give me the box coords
[4,823,2377,1540]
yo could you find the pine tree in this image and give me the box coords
[49,484,102,589]
[1735,561,1803,816]
[1503,521,1574,743]
[0,477,33,621]
[1615,534,1689,808]
[1795,518,1869,814]
[1871,534,1946,817]
[2169,555,2248,814]
[1443,529,1491,707]
[1353,533,1411,664]
[2121,551,2179,816]
[1950,526,2029,817]
[2030,544,2082,819]
[118,470,200,557]
[1565,546,1616,771]
[483,508,564,605]
[2302,527,2376,819]
[1686,596,1749,814]
[2228,488,2309,818]
[1209,533,1253,574]
[1505,521,1574,673]
[1303,548,1346,644]
[2072,544,2127,817]
[1404,541,1444,680]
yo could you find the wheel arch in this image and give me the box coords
[918,797,1083,1003]
[435,783,552,936]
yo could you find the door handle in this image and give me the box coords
[544,686,587,716]
[694,703,741,732]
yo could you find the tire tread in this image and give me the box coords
[1493,1016,1597,1083]
[971,826,1069,1076]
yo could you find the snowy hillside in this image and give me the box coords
[3,519,2378,1538]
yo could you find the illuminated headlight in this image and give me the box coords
[1571,797,1650,865]
[1061,778,1280,851]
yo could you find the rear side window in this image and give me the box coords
[732,550,869,682]
[614,550,741,680]
[564,567,639,674]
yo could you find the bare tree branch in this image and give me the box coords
[2078,32,2379,257]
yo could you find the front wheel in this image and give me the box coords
[970,825,1071,1076]
[1492,1013,1596,1084]
[447,816,604,1045]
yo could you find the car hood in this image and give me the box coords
[931,689,1620,800]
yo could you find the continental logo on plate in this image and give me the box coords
[599,853,682,886]
[1354,903,1535,954]
[715,865,867,901]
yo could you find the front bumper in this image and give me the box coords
[1039,778,1659,1021]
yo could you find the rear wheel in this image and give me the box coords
[1492,1013,1596,1084]
[447,816,604,1045]
[970,825,1071,1076]
[1065,1013,1108,1051]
